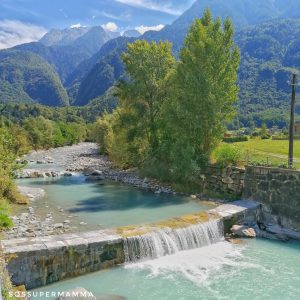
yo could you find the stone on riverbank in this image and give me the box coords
[17,169,74,179]
[231,225,256,238]
[18,186,45,201]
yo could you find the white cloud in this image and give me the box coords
[101,22,118,32]
[0,20,47,50]
[135,24,164,34]
[70,23,84,28]
[115,0,182,15]
[91,9,131,21]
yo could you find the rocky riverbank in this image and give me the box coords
[18,143,175,194]
[6,208,73,239]
[7,143,176,239]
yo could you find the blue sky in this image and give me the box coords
[0,0,195,49]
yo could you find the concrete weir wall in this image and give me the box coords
[0,201,259,290]
[243,166,300,230]
[1,231,125,290]
[202,165,300,231]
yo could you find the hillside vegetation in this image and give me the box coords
[0,50,69,106]
[0,26,114,106]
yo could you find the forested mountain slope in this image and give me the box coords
[0,26,113,105]
[144,0,300,51]
[0,50,69,106]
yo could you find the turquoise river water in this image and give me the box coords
[17,175,212,229]
[17,175,300,300]
[34,239,300,300]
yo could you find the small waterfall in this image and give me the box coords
[124,219,224,263]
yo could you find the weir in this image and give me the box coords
[124,219,224,262]
[0,200,260,289]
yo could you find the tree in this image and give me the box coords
[24,116,55,149]
[159,10,240,179]
[0,127,19,175]
[116,40,175,160]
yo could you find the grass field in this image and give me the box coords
[232,139,300,169]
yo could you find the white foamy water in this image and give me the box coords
[124,219,224,262]
[125,241,262,286]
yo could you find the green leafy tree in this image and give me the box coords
[160,10,240,179]
[24,116,55,149]
[0,127,19,175]
[117,40,175,155]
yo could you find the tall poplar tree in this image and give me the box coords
[116,40,175,163]
[160,9,240,179]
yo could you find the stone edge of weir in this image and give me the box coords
[0,200,260,290]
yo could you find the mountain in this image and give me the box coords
[236,19,300,126]
[144,0,300,51]
[14,26,111,82]
[0,50,69,106]
[72,37,134,106]
[40,27,90,46]
[0,25,114,106]
[123,30,141,38]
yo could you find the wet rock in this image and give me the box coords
[18,186,45,201]
[226,237,245,245]
[63,172,73,177]
[85,176,104,182]
[91,170,103,176]
[231,225,256,238]
[54,223,64,229]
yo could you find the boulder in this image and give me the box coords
[36,160,47,164]
[91,170,103,176]
[53,223,64,229]
[231,225,256,238]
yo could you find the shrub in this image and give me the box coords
[0,213,13,230]
[0,172,27,205]
[0,198,13,230]
[213,144,242,167]
[89,112,114,155]
[223,136,248,143]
